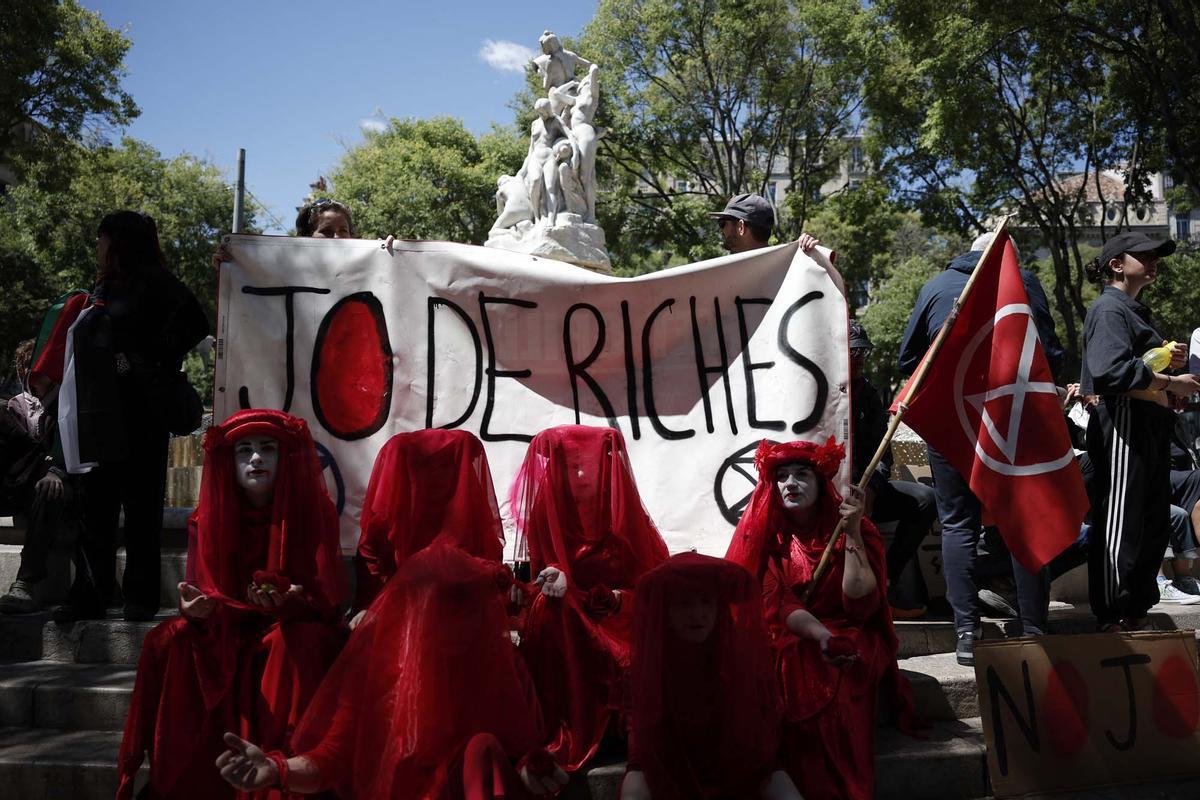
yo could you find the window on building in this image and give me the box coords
[849,146,866,173]
[1106,206,1118,222]
[1177,213,1191,240]
[767,181,778,203]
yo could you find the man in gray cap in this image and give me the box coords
[710,192,819,254]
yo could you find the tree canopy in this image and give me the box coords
[0,138,251,368]
[324,117,524,244]
[0,0,138,171]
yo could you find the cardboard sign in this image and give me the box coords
[975,631,1200,797]
[214,236,850,554]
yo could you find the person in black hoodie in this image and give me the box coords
[57,211,209,622]
[898,234,1063,665]
[1082,232,1200,632]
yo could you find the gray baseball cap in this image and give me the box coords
[709,193,775,229]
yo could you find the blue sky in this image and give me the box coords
[87,1,598,232]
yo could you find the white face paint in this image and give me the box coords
[233,436,279,507]
[774,462,819,513]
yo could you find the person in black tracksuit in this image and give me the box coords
[1081,231,1200,630]
[899,237,1064,665]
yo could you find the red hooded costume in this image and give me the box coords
[353,429,504,611]
[725,438,915,800]
[510,424,669,772]
[626,552,782,800]
[291,544,552,799]
[116,409,347,800]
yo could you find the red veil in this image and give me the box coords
[630,553,781,800]
[509,425,669,771]
[117,409,346,800]
[354,429,504,610]
[725,437,847,582]
[510,424,667,583]
[724,438,916,800]
[292,544,544,799]
[186,408,345,609]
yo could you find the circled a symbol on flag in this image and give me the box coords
[953,303,1073,477]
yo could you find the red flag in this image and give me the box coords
[891,232,1087,573]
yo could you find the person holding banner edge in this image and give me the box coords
[898,232,1063,665]
[1081,232,1200,632]
[710,193,819,254]
[211,198,395,269]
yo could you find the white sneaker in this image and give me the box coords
[1157,580,1200,605]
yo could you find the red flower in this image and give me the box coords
[585,585,621,616]
[251,570,291,593]
[825,633,857,660]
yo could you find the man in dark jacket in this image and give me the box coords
[898,234,1063,665]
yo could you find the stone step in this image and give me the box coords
[0,719,1196,799]
[0,611,170,665]
[0,507,193,548]
[0,661,136,731]
[0,545,188,608]
[0,720,986,800]
[895,602,1200,657]
[0,727,145,799]
[900,651,979,721]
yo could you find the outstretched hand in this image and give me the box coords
[178,582,215,621]
[216,732,278,791]
[535,567,568,599]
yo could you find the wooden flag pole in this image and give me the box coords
[799,216,1012,604]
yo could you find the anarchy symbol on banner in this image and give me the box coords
[953,303,1073,476]
[714,440,779,525]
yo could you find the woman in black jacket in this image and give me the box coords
[1081,232,1200,632]
[59,211,209,621]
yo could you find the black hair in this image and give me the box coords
[295,199,356,237]
[1084,255,1115,285]
[747,223,771,244]
[97,210,166,278]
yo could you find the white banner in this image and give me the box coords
[214,236,850,556]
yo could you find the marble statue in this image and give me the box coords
[485,30,610,273]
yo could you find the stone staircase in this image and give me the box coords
[3,496,1200,797]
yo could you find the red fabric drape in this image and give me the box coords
[628,553,781,800]
[510,425,669,771]
[354,429,503,610]
[116,409,347,800]
[724,439,916,800]
[30,292,87,386]
[292,545,546,799]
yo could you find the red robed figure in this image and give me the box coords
[117,409,347,799]
[726,438,916,800]
[510,424,670,771]
[353,429,504,611]
[291,544,553,799]
[627,552,782,800]
[891,231,1087,573]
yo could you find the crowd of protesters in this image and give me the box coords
[0,190,1194,799]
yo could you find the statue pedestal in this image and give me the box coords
[485,214,612,274]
